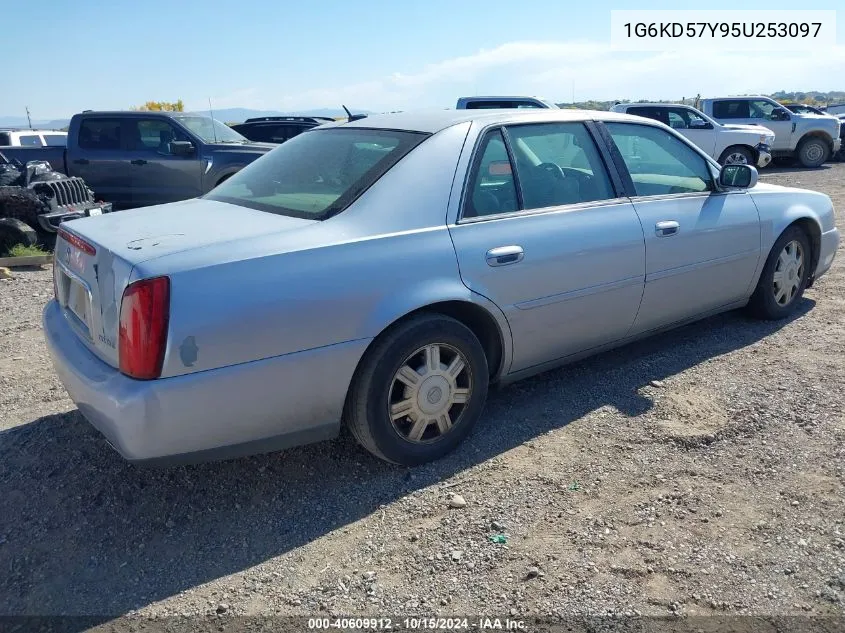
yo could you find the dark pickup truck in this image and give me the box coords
[0,111,274,209]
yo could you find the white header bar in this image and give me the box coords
[610,10,837,51]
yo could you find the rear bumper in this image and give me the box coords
[43,300,369,465]
[814,227,840,282]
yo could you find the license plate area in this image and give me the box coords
[56,265,93,338]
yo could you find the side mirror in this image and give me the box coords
[689,119,711,129]
[170,141,195,156]
[719,164,758,189]
[770,108,790,121]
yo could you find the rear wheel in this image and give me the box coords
[747,226,811,320]
[718,145,754,166]
[344,314,489,466]
[796,137,829,168]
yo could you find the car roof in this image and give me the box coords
[319,108,648,134]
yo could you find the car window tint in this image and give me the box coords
[712,100,750,119]
[749,100,777,120]
[505,122,614,209]
[627,107,668,126]
[43,134,67,146]
[206,128,428,220]
[605,122,713,196]
[132,119,189,153]
[463,129,518,218]
[18,135,43,147]
[0,132,10,145]
[667,111,686,129]
[78,119,122,150]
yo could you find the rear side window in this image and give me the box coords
[206,128,429,219]
[465,101,544,109]
[78,119,122,150]
[712,100,750,119]
[18,135,43,147]
[505,122,614,209]
[627,107,669,126]
[464,129,519,217]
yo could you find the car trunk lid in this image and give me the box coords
[52,198,316,369]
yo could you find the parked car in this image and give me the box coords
[610,102,774,167]
[781,103,834,117]
[230,116,336,144]
[0,111,274,209]
[0,129,67,147]
[43,109,839,467]
[824,103,845,115]
[456,96,559,109]
[700,96,841,167]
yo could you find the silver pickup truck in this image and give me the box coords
[700,96,841,168]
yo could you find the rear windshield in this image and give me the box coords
[205,128,429,219]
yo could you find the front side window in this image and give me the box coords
[205,128,428,219]
[131,119,190,153]
[712,100,750,119]
[78,119,122,150]
[605,122,713,196]
[749,100,778,120]
[18,135,43,147]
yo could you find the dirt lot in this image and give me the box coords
[1,164,844,629]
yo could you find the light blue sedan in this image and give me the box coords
[43,109,840,466]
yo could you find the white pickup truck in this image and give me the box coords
[610,103,774,168]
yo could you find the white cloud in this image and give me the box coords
[202,41,845,112]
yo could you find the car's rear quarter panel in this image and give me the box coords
[136,122,491,380]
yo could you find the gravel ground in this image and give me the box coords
[1,164,844,630]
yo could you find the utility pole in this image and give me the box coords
[571,80,575,105]
[25,106,32,129]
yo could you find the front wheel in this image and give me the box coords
[344,314,489,466]
[747,226,811,320]
[718,145,754,166]
[796,137,829,168]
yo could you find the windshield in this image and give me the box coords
[205,127,429,219]
[173,116,248,143]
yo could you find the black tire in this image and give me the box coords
[0,218,38,254]
[344,313,489,466]
[718,145,755,166]
[0,187,45,227]
[796,137,829,168]
[747,226,811,320]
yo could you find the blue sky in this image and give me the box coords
[5,0,843,119]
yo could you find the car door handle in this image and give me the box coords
[655,221,679,237]
[130,159,148,166]
[486,245,524,267]
[72,158,89,165]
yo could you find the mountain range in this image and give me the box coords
[0,107,373,130]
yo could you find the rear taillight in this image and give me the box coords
[118,276,170,380]
[52,252,59,300]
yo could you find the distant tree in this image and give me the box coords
[130,100,185,112]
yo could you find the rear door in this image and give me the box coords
[68,117,133,208]
[449,122,645,373]
[602,121,761,334]
[124,117,202,207]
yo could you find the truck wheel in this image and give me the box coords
[0,218,38,254]
[0,187,46,227]
[718,145,754,166]
[796,137,829,168]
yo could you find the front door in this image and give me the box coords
[125,117,203,208]
[712,99,793,151]
[602,121,762,335]
[449,122,646,373]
